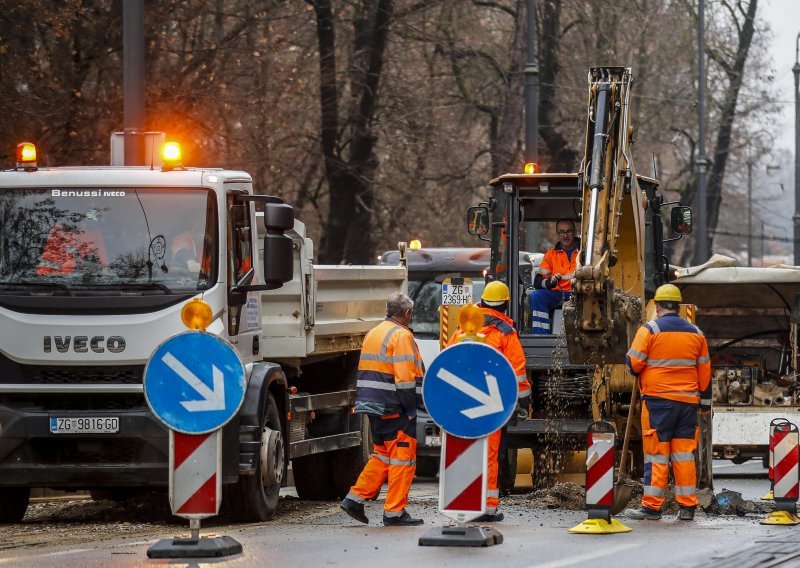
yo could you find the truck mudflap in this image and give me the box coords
[0,404,240,488]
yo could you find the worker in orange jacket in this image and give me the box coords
[529,219,580,334]
[624,284,711,521]
[446,280,531,522]
[341,292,426,526]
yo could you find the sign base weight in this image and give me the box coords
[147,535,243,558]
[418,525,503,547]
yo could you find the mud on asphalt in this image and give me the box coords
[0,483,772,552]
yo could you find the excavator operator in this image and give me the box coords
[529,219,580,334]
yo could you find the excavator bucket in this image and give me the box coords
[563,283,641,365]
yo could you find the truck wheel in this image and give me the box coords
[330,415,371,497]
[415,457,439,479]
[0,488,29,523]
[226,392,284,521]
[499,448,518,494]
[293,453,336,500]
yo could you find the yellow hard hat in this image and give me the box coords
[654,284,682,303]
[481,280,510,303]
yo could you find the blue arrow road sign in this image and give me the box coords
[144,331,246,434]
[422,342,517,438]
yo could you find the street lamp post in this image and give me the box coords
[747,159,753,266]
[696,0,709,264]
[793,32,800,264]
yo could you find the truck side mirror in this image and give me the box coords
[670,206,692,235]
[467,206,490,236]
[263,202,294,286]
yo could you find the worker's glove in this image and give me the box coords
[187,259,201,272]
[516,395,531,421]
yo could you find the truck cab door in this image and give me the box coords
[226,192,260,362]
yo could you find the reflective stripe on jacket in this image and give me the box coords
[537,240,579,292]
[355,318,425,416]
[626,313,712,406]
[447,307,531,399]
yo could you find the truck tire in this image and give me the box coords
[415,457,439,479]
[499,448,518,495]
[0,488,29,523]
[293,453,336,500]
[226,392,284,521]
[330,415,372,497]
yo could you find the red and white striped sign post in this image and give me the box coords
[763,418,790,501]
[439,433,487,522]
[569,421,631,534]
[419,432,503,546]
[762,421,800,525]
[170,431,221,519]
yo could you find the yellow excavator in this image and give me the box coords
[465,67,709,492]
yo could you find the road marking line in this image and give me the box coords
[527,542,641,568]
[0,539,154,564]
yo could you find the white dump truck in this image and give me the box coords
[0,143,406,522]
[674,256,800,466]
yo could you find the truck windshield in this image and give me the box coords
[0,187,216,294]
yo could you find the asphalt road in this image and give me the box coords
[0,460,789,568]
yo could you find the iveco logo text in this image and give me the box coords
[43,336,126,353]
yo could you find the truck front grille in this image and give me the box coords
[31,438,140,465]
[0,353,144,386]
[0,393,146,411]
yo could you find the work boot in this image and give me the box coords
[340,497,369,524]
[382,510,424,526]
[474,511,505,523]
[624,506,662,520]
[678,506,696,521]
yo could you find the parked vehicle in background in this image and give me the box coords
[674,257,800,466]
[379,246,537,477]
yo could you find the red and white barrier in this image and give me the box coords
[569,421,630,534]
[585,430,615,514]
[438,432,487,523]
[762,421,800,525]
[772,423,799,504]
[170,430,221,518]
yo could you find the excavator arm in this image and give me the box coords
[563,67,647,364]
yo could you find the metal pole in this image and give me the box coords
[748,159,753,266]
[524,0,539,165]
[696,0,709,263]
[523,0,540,255]
[793,32,800,264]
[123,0,146,166]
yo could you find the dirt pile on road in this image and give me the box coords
[523,482,586,510]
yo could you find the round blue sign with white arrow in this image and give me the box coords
[144,331,246,434]
[423,342,517,438]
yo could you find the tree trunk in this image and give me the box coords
[538,0,577,172]
[315,0,394,264]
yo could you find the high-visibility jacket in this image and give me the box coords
[355,318,425,417]
[626,313,712,406]
[447,307,531,399]
[37,225,108,275]
[536,240,580,292]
